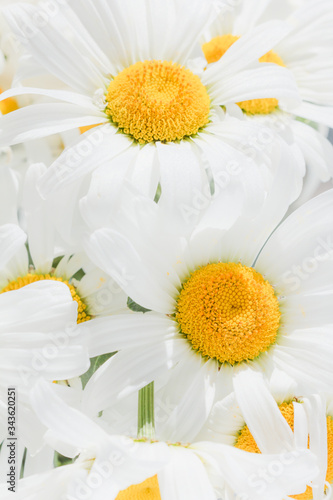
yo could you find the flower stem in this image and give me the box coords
[138,382,155,439]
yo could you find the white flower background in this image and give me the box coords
[0,0,332,499]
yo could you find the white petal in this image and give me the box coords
[158,357,217,442]
[272,334,333,394]
[0,224,26,270]
[82,340,189,415]
[293,402,309,450]
[4,3,105,93]
[158,446,216,500]
[0,280,77,333]
[30,379,108,452]
[0,87,99,110]
[196,441,318,500]
[37,125,130,198]
[291,120,333,182]
[0,103,105,146]
[156,141,209,234]
[85,228,176,314]
[294,102,333,128]
[0,166,19,225]
[233,368,294,453]
[304,395,327,500]
[22,164,55,273]
[255,189,333,295]
[81,313,175,357]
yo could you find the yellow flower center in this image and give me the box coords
[0,87,19,115]
[1,273,90,324]
[176,262,280,365]
[105,60,210,143]
[202,34,241,64]
[116,476,161,500]
[235,402,333,500]
[202,35,285,115]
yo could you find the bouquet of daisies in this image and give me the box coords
[0,0,333,498]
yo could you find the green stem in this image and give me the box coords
[137,382,155,439]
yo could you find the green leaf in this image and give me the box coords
[81,352,116,389]
[54,452,74,468]
[127,297,151,314]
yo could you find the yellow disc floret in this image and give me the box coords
[116,476,161,500]
[202,34,286,115]
[176,262,280,365]
[1,273,90,324]
[0,88,19,115]
[235,401,333,500]
[202,34,240,64]
[105,60,210,143]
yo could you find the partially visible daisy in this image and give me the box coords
[201,368,331,500]
[201,0,333,197]
[0,163,128,321]
[0,379,318,500]
[0,0,302,226]
[0,274,89,455]
[82,173,333,440]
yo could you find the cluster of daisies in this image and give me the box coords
[0,0,333,498]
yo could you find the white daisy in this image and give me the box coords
[0,163,128,320]
[0,0,301,221]
[201,368,332,500]
[81,170,333,441]
[0,379,318,500]
[200,0,333,197]
[0,271,89,455]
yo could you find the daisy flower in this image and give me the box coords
[0,0,301,216]
[0,379,318,500]
[0,163,128,321]
[201,0,333,197]
[81,167,333,441]
[201,368,332,500]
[0,269,89,456]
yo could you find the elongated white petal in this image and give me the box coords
[85,228,176,314]
[158,356,217,442]
[195,441,318,500]
[4,3,106,93]
[256,189,333,295]
[30,379,109,452]
[0,281,77,333]
[0,224,26,269]
[0,103,105,147]
[22,164,55,273]
[82,340,189,415]
[158,446,217,500]
[37,125,130,198]
[81,313,175,357]
[0,166,19,225]
[0,87,98,110]
[233,369,294,453]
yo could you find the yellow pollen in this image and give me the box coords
[1,273,90,324]
[235,402,333,500]
[176,262,280,365]
[0,88,19,115]
[105,60,210,143]
[202,35,285,115]
[116,476,161,500]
